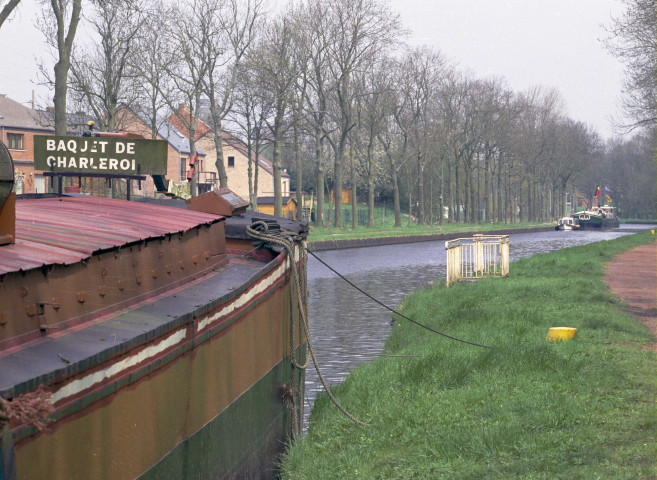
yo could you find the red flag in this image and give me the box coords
[595,186,600,199]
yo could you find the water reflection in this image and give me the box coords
[303,225,654,426]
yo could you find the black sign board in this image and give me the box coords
[34,135,168,175]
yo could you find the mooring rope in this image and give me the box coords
[306,249,492,349]
[246,221,368,434]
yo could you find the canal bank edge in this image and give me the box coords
[307,226,554,251]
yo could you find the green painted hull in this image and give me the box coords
[141,354,304,480]
[572,211,619,229]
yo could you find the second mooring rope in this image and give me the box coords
[247,221,368,433]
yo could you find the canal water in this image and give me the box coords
[303,225,654,426]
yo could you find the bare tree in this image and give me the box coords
[158,0,217,197]
[0,0,20,30]
[129,8,173,138]
[297,0,333,227]
[229,61,269,209]
[604,0,657,132]
[69,0,148,132]
[395,47,445,225]
[204,0,263,190]
[353,54,392,227]
[250,14,297,216]
[37,0,82,135]
[325,0,403,227]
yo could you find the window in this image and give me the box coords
[227,156,235,168]
[180,157,187,181]
[7,133,23,150]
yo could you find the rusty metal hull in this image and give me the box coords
[5,252,303,479]
[0,196,307,479]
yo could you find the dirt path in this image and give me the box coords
[603,242,657,350]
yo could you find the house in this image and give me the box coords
[116,107,206,198]
[157,122,209,195]
[257,196,297,220]
[0,94,54,194]
[221,130,290,200]
[167,106,289,201]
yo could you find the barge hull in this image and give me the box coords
[11,254,303,479]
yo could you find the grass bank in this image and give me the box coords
[281,231,656,479]
[307,220,552,243]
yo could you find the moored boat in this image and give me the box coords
[555,216,580,231]
[571,205,620,229]
[0,141,308,479]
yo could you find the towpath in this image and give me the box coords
[603,242,657,350]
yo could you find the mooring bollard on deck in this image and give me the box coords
[445,234,509,286]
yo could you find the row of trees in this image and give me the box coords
[3,0,655,221]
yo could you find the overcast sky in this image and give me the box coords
[0,0,626,139]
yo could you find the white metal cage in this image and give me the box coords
[445,234,509,286]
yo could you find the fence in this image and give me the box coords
[445,234,509,286]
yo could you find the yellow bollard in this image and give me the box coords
[651,230,654,235]
[547,327,577,342]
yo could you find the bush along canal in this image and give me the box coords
[281,230,656,479]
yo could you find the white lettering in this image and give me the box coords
[47,156,55,166]
[99,158,107,169]
[80,140,88,153]
[91,158,97,169]
[109,158,119,170]
[126,143,135,154]
[131,159,136,170]
[119,159,130,170]
[67,157,77,168]
[98,141,108,153]
[116,143,125,154]
[66,139,77,153]
[79,157,89,169]
[57,140,67,151]
[57,157,67,168]
[46,139,56,151]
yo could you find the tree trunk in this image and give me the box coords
[212,116,228,188]
[390,156,401,227]
[273,109,284,217]
[350,142,357,229]
[334,137,345,227]
[253,131,260,210]
[294,122,303,221]
[455,161,460,222]
[314,128,325,227]
[417,154,424,225]
[367,139,375,228]
[273,139,282,217]
[447,156,453,223]
[463,161,470,223]
[439,162,444,225]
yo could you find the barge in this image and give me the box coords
[571,205,619,229]
[0,140,308,479]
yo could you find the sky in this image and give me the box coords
[0,0,627,140]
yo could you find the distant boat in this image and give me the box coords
[555,216,580,230]
[571,205,620,229]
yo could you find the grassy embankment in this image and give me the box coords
[281,231,656,479]
[308,220,552,243]
[620,218,657,224]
